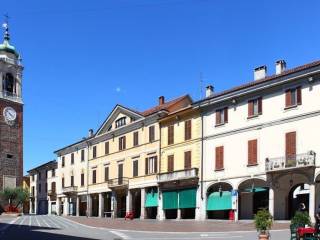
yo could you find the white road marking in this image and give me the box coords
[53,216,78,229]
[39,216,50,228]
[110,230,131,239]
[45,216,61,229]
[35,215,41,227]
[28,216,32,226]
[18,216,26,227]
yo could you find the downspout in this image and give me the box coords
[86,140,90,217]
[200,107,204,200]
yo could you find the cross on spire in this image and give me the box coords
[2,13,10,42]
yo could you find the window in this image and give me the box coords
[167,155,174,172]
[115,117,126,128]
[248,139,258,165]
[285,87,302,108]
[38,184,41,193]
[248,98,262,117]
[184,120,192,140]
[38,172,41,180]
[149,126,155,142]
[62,156,65,167]
[31,175,34,182]
[81,173,84,186]
[133,132,139,147]
[286,131,296,159]
[45,183,47,193]
[45,170,48,179]
[62,177,65,188]
[168,125,174,145]
[51,182,56,193]
[145,156,158,175]
[71,153,74,165]
[31,186,35,196]
[4,73,15,94]
[215,146,224,170]
[104,167,109,182]
[52,169,55,177]
[216,107,228,126]
[92,169,96,184]
[71,175,74,186]
[184,151,191,169]
[92,146,97,158]
[81,149,85,161]
[105,142,109,155]
[119,136,126,151]
[133,160,139,177]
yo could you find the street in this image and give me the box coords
[0,215,290,240]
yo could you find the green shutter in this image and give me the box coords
[163,191,178,210]
[178,188,197,209]
[207,191,232,211]
[145,192,158,207]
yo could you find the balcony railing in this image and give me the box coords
[62,186,78,194]
[158,168,198,182]
[265,151,316,172]
[107,177,129,188]
[48,190,56,196]
[0,90,22,102]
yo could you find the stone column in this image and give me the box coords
[195,187,202,221]
[140,188,146,219]
[234,190,239,222]
[64,197,69,216]
[309,183,316,223]
[87,194,92,217]
[111,191,117,219]
[48,199,51,215]
[126,190,132,213]
[98,193,104,218]
[76,196,80,216]
[29,199,33,214]
[269,187,274,218]
[34,198,38,215]
[176,191,181,220]
[158,189,165,220]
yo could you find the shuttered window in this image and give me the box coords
[149,126,155,142]
[285,87,302,108]
[168,125,174,145]
[71,153,74,164]
[104,167,109,182]
[133,132,139,146]
[92,169,96,184]
[93,146,97,158]
[81,173,84,186]
[168,155,174,172]
[248,98,262,117]
[105,142,109,155]
[248,139,258,165]
[286,131,296,158]
[133,160,139,177]
[184,120,192,140]
[119,136,126,151]
[216,107,228,125]
[71,175,74,186]
[81,149,85,161]
[62,177,65,188]
[215,146,224,170]
[145,156,157,174]
[184,151,191,169]
[62,156,65,167]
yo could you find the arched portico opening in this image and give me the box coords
[206,182,233,219]
[238,178,268,220]
[288,183,310,219]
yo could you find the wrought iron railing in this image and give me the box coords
[62,186,78,194]
[107,177,129,188]
[265,151,316,172]
[158,168,198,182]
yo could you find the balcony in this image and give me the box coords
[0,90,22,103]
[107,177,129,188]
[62,186,78,195]
[265,151,316,172]
[158,168,198,182]
[48,190,56,196]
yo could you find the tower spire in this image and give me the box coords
[2,14,10,43]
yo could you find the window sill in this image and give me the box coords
[247,114,261,120]
[215,123,226,127]
[215,168,224,172]
[247,163,258,167]
[284,105,298,111]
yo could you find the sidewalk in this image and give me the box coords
[65,216,290,232]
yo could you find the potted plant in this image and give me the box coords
[291,211,311,227]
[254,209,273,240]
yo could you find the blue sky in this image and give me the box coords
[3,0,320,173]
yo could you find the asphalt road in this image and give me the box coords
[0,215,290,240]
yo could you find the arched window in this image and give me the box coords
[3,73,15,94]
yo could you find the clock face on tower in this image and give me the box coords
[3,106,17,126]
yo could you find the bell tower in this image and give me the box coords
[0,16,23,189]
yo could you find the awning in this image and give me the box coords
[145,192,158,207]
[178,188,196,209]
[163,191,178,210]
[243,187,268,193]
[207,191,232,211]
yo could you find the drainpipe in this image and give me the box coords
[85,139,90,217]
[200,108,204,200]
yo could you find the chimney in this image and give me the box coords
[205,85,214,98]
[159,96,165,105]
[254,65,267,81]
[275,60,286,75]
[88,129,94,137]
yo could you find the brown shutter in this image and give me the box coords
[145,158,149,175]
[248,100,253,117]
[123,136,126,149]
[297,87,302,105]
[168,125,174,145]
[258,98,262,114]
[224,107,228,123]
[184,151,191,169]
[215,146,224,170]
[248,139,257,165]
[286,132,296,158]
[168,155,174,172]
[216,110,221,125]
[185,120,192,140]
[154,156,158,173]
[285,89,291,107]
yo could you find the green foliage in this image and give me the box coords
[254,209,273,234]
[291,211,311,227]
[0,187,29,208]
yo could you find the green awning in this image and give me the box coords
[178,188,196,209]
[145,192,158,207]
[243,187,267,193]
[163,191,178,210]
[207,191,232,211]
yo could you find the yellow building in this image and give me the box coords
[158,106,202,220]
[55,95,191,219]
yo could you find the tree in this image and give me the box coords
[0,187,29,212]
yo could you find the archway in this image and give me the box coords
[3,73,15,94]
[238,178,268,219]
[206,182,233,219]
[288,183,310,219]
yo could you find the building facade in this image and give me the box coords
[0,20,23,190]
[28,160,57,215]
